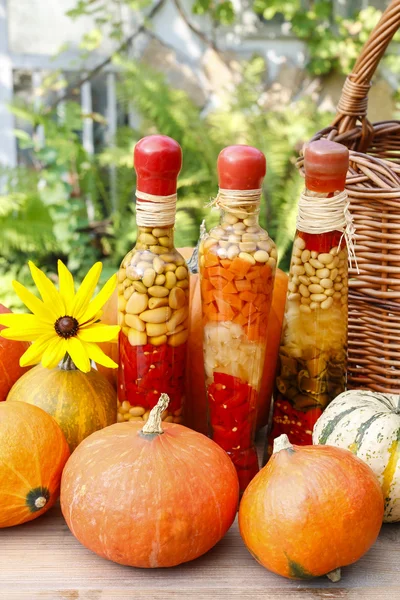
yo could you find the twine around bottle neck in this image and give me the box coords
[135,190,177,227]
[207,188,262,216]
[297,188,359,272]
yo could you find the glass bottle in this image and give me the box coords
[117,135,189,425]
[268,139,349,452]
[199,145,277,493]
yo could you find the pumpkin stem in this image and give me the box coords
[141,394,170,435]
[60,353,78,371]
[273,434,294,454]
[186,220,207,275]
[326,568,341,582]
[35,496,48,509]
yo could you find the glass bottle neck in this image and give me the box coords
[220,205,260,227]
[135,225,175,251]
[299,187,345,252]
[305,187,344,198]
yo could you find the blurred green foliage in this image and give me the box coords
[1,0,398,309]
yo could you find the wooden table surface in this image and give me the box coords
[1,502,399,600]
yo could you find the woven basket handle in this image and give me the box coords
[332,0,400,145]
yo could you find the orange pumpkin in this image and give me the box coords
[7,361,117,451]
[0,402,70,528]
[239,434,384,581]
[256,268,288,429]
[61,394,239,568]
[179,247,208,434]
[0,304,30,402]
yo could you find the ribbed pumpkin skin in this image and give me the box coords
[313,390,400,522]
[0,402,70,527]
[61,422,239,567]
[239,442,383,580]
[7,365,117,451]
[0,304,30,402]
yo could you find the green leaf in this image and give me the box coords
[79,28,103,51]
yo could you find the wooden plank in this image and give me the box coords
[0,503,399,599]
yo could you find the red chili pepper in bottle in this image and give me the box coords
[268,139,350,455]
[199,145,278,494]
[117,135,188,425]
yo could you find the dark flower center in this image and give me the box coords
[55,316,79,339]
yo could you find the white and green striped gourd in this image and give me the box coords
[313,390,400,522]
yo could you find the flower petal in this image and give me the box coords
[29,261,65,316]
[12,281,54,323]
[80,273,117,324]
[0,314,44,329]
[66,337,91,373]
[85,342,118,369]
[79,311,103,328]
[72,262,102,322]
[78,324,120,343]
[1,323,53,342]
[58,260,75,314]
[19,334,55,367]
[41,337,67,370]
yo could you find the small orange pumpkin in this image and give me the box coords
[0,304,30,402]
[7,360,117,451]
[239,434,384,581]
[61,394,239,568]
[0,402,70,528]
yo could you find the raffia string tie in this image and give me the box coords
[207,188,262,216]
[136,190,177,227]
[297,189,359,272]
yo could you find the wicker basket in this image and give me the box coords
[298,0,400,393]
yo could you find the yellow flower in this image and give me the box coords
[0,261,120,373]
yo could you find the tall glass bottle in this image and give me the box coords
[117,135,189,425]
[199,145,277,493]
[268,139,349,451]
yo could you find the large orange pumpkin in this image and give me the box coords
[0,304,30,402]
[0,402,70,528]
[61,394,239,568]
[239,434,384,581]
[179,247,208,434]
[7,360,117,451]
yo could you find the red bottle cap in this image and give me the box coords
[304,139,349,193]
[134,135,182,196]
[218,145,266,190]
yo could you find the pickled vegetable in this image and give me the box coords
[200,145,277,493]
[117,135,188,423]
[118,226,189,423]
[269,232,347,448]
[268,139,350,453]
